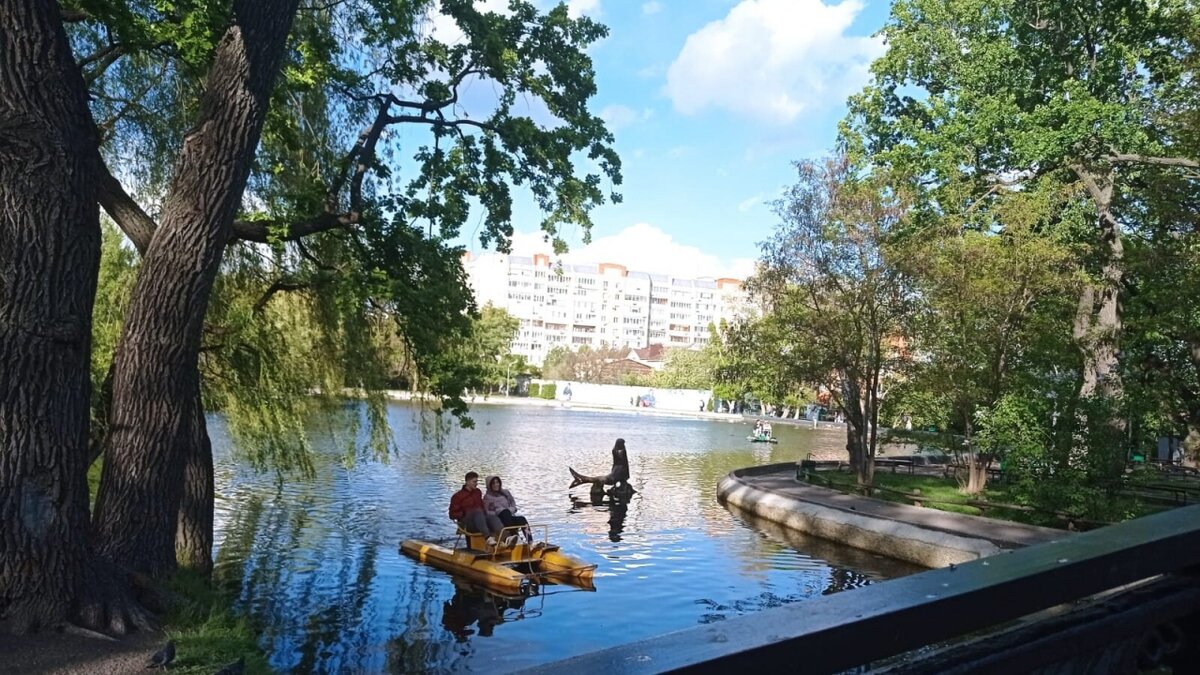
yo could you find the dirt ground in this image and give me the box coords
[0,631,165,675]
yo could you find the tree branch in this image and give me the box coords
[384,114,498,134]
[60,8,91,22]
[96,163,158,254]
[253,279,308,312]
[1108,154,1200,169]
[230,212,353,243]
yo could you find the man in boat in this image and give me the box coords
[449,471,499,547]
[569,438,633,497]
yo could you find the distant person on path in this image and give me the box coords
[563,383,573,401]
[449,471,498,547]
[484,475,533,545]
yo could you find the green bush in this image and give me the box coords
[540,383,557,399]
[528,382,541,398]
[706,398,714,412]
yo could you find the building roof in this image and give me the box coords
[631,343,668,362]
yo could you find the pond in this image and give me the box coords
[210,402,922,673]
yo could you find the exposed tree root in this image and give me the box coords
[74,560,157,636]
[57,622,119,641]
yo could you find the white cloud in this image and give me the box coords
[503,223,754,279]
[598,104,653,130]
[636,63,665,79]
[642,1,662,14]
[737,193,766,212]
[567,0,601,18]
[665,0,884,124]
[425,0,512,44]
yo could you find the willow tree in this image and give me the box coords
[80,0,620,581]
[845,0,1200,410]
[0,0,102,633]
[752,156,911,486]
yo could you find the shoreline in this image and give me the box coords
[384,389,851,431]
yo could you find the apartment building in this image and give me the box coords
[464,252,748,366]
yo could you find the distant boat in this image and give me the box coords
[747,435,778,444]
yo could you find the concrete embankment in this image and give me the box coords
[717,463,1068,569]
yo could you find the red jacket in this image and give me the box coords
[449,486,484,521]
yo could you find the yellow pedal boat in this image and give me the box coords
[400,525,597,595]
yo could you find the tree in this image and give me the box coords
[91,0,301,579]
[846,0,1200,412]
[89,0,618,580]
[541,343,627,383]
[0,0,102,632]
[752,155,911,485]
[895,194,1079,493]
[3,0,621,631]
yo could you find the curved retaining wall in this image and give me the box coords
[717,464,1003,568]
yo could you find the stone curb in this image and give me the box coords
[717,465,1004,568]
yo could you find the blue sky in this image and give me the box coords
[454,0,894,279]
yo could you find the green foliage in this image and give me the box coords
[538,344,627,383]
[527,382,540,398]
[162,570,272,675]
[75,0,623,466]
[743,155,912,482]
[653,344,718,390]
[841,0,1200,496]
[539,382,556,399]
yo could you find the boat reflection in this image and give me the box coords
[440,578,567,641]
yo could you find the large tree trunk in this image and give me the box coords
[1073,169,1124,402]
[0,0,101,632]
[92,0,299,577]
[176,379,213,576]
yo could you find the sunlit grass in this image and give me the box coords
[88,459,270,673]
[160,569,273,674]
[811,470,1162,528]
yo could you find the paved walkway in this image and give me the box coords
[0,631,162,675]
[732,465,1065,549]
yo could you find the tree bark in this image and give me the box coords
[1072,167,1124,402]
[92,0,299,577]
[175,377,213,576]
[0,0,101,632]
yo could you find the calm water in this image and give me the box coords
[210,402,921,674]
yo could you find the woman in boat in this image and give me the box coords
[484,475,533,544]
[449,471,498,546]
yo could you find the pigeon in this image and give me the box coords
[213,656,245,675]
[146,640,176,669]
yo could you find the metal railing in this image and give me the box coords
[526,503,1200,674]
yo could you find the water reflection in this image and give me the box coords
[210,402,917,673]
[569,489,631,542]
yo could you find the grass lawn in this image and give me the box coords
[810,469,1163,529]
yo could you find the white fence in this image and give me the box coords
[537,380,712,413]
